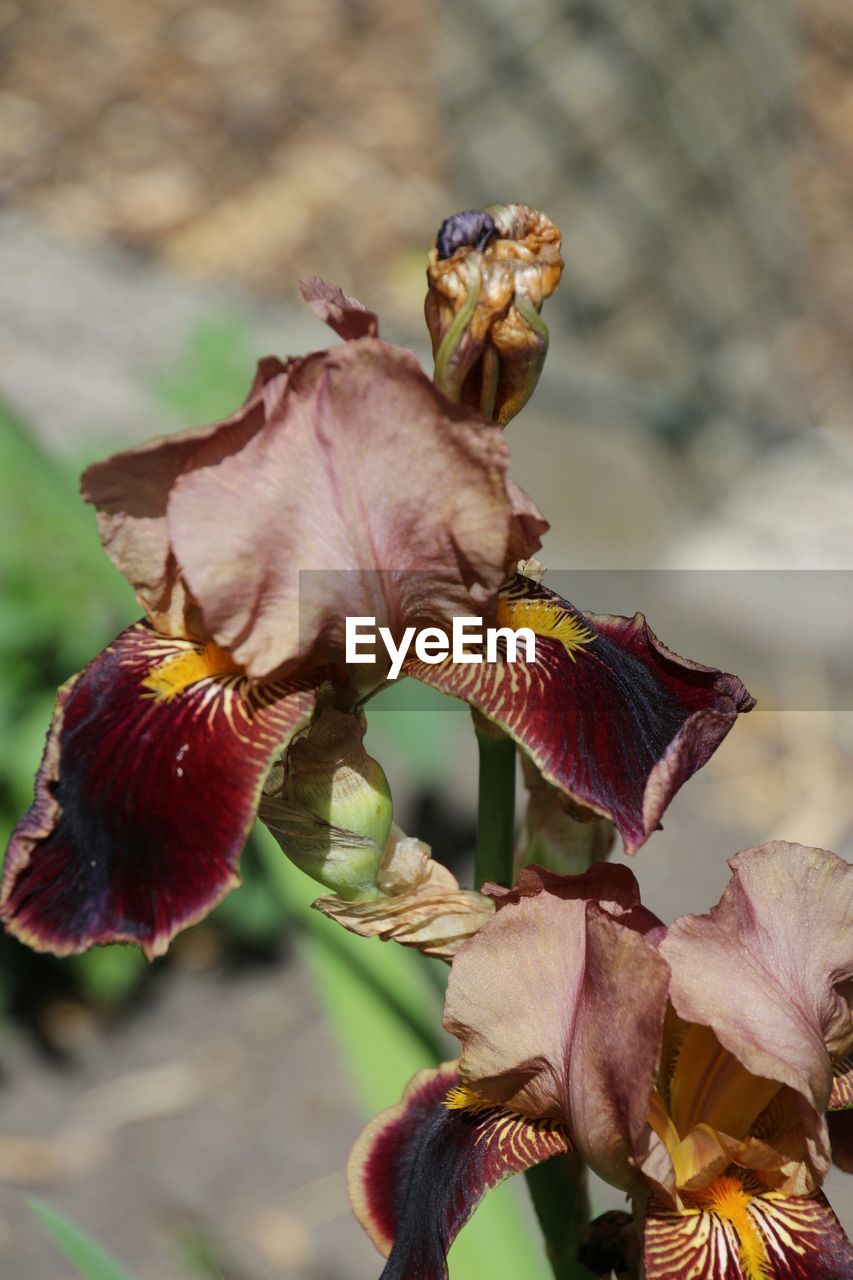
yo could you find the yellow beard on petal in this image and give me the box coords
[443,1084,496,1115]
[141,642,242,702]
[691,1176,771,1280]
[496,586,594,662]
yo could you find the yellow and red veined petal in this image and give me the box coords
[348,1063,570,1280]
[405,576,754,855]
[0,622,316,959]
[643,1178,853,1280]
[661,843,853,1184]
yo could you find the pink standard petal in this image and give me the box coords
[443,864,671,1193]
[299,277,379,341]
[82,357,290,631]
[662,842,853,1182]
[168,341,543,678]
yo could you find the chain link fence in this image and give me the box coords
[439,0,812,442]
[1,0,847,439]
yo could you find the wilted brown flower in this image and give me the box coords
[425,203,563,424]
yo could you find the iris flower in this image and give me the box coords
[2,275,752,960]
[350,842,853,1279]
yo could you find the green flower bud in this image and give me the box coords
[258,708,393,900]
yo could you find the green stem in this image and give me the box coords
[434,260,481,401]
[473,712,517,890]
[525,1155,594,1280]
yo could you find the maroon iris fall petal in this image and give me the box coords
[643,1188,853,1280]
[0,623,316,958]
[406,576,755,854]
[348,1064,570,1280]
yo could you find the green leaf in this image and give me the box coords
[72,944,147,1006]
[28,1199,138,1280]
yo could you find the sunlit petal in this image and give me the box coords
[1,623,315,958]
[408,575,754,853]
[167,344,543,678]
[662,842,853,1183]
[443,865,671,1192]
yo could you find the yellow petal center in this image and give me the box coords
[496,586,594,662]
[443,1084,496,1115]
[141,642,242,703]
[668,1023,780,1142]
[688,1176,771,1280]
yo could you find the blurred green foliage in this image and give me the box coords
[28,1200,138,1280]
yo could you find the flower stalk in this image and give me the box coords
[525,1155,594,1280]
[472,710,517,891]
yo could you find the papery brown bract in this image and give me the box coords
[312,827,494,960]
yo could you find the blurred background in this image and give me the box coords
[1,0,852,1276]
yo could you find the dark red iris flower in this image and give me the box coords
[2,284,753,959]
[350,845,853,1279]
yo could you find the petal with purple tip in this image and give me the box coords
[406,576,754,853]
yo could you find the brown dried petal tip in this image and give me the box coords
[426,203,563,424]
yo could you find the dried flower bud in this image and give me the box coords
[425,203,563,424]
[258,708,393,899]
